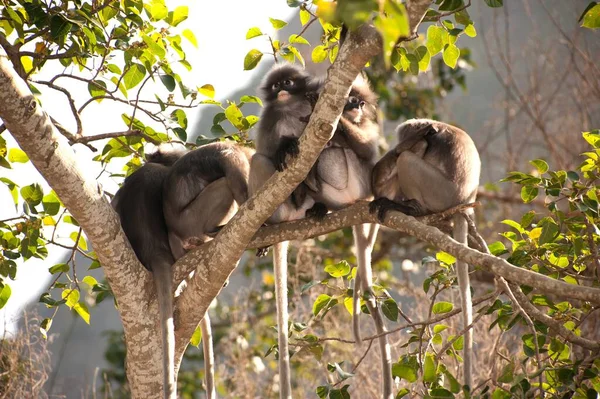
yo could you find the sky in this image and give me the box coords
[0,0,297,335]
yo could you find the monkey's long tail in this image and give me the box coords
[201,314,217,399]
[153,263,176,399]
[352,224,393,399]
[453,212,473,389]
[274,241,292,399]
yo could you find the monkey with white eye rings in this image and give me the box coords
[302,75,393,399]
[111,145,186,399]
[370,118,481,389]
[248,63,322,399]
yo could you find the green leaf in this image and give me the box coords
[159,74,176,92]
[300,9,311,25]
[239,95,262,106]
[529,159,549,174]
[464,24,477,37]
[198,84,215,99]
[520,186,539,204]
[488,241,507,256]
[0,284,11,309]
[414,46,431,71]
[123,63,146,89]
[182,29,198,48]
[143,0,168,21]
[498,362,514,383]
[436,251,456,265]
[423,355,436,383]
[190,324,202,347]
[224,104,244,130]
[324,260,350,278]
[439,0,463,12]
[312,45,327,63]
[433,324,449,333]
[70,232,88,251]
[244,49,263,71]
[82,276,98,288]
[142,34,166,59]
[171,109,188,129]
[484,0,503,7]
[427,25,446,55]
[42,191,61,215]
[313,294,333,316]
[501,219,525,234]
[49,263,69,274]
[538,219,559,245]
[382,298,399,321]
[452,335,464,350]
[269,18,287,30]
[581,3,600,28]
[289,34,309,45]
[429,388,454,398]
[88,80,107,100]
[74,301,90,324]
[432,301,454,314]
[442,43,460,68]
[246,27,263,39]
[392,362,418,382]
[166,5,188,26]
[21,183,43,207]
[62,289,80,308]
[50,15,72,41]
[8,148,28,163]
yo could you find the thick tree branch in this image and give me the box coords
[0,57,164,397]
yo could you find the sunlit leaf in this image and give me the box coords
[244,49,263,70]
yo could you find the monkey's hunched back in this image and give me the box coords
[112,161,175,270]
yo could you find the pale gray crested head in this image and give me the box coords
[259,63,320,104]
[146,143,187,166]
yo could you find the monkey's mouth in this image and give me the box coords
[277,91,291,102]
[346,108,361,122]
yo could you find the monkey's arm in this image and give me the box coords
[166,178,238,259]
[221,149,251,205]
[371,150,400,199]
[394,121,437,154]
[337,117,378,161]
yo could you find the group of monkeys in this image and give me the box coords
[112,63,481,399]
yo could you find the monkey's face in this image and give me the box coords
[343,95,366,124]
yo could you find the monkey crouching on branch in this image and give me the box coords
[370,118,481,388]
[111,145,187,399]
[163,141,254,260]
[248,63,323,399]
[161,140,253,399]
[302,75,393,399]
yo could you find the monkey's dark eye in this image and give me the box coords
[348,96,360,104]
[359,100,366,108]
[272,82,280,90]
[283,79,295,88]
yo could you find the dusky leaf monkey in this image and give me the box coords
[370,118,481,388]
[162,141,253,399]
[248,63,321,399]
[111,145,186,399]
[303,75,393,399]
[163,141,254,259]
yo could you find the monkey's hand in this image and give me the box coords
[256,247,270,257]
[305,91,319,108]
[274,136,300,171]
[306,202,328,220]
[182,235,210,250]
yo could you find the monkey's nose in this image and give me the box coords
[277,90,291,101]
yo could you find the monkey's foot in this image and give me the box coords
[256,246,270,258]
[306,202,328,220]
[274,137,300,171]
[369,198,425,222]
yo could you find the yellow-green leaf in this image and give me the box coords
[442,43,460,68]
[244,49,263,71]
[246,27,263,39]
[8,148,28,163]
[198,84,215,99]
[182,29,198,48]
[269,18,287,30]
[312,45,327,63]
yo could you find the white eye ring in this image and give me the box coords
[284,79,294,86]
[349,96,360,104]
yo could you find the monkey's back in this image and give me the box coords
[423,121,480,203]
[112,163,174,270]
